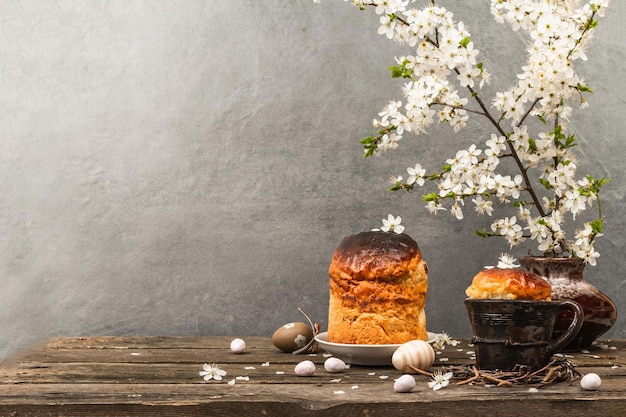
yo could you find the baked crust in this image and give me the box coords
[465,267,552,300]
[327,231,428,344]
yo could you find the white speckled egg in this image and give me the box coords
[580,373,602,390]
[394,374,416,393]
[392,340,435,373]
[294,360,316,376]
[324,357,346,373]
[272,322,314,353]
[230,338,246,354]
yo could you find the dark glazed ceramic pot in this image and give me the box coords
[520,256,617,350]
[465,299,584,371]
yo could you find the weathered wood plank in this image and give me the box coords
[0,400,623,417]
[0,381,624,403]
[42,336,271,350]
[10,338,625,367]
[0,382,625,417]
[0,362,409,385]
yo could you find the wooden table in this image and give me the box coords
[0,336,625,416]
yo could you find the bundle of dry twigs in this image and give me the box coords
[409,356,581,387]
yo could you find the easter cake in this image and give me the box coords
[327,230,428,344]
[465,267,551,300]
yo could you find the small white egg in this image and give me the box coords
[392,340,435,373]
[294,360,316,377]
[229,338,246,354]
[393,374,416,393]
[324,357,347,373]
[580,373,602,390]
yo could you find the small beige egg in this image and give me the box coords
[229,338,246,354]
[393,374,416,393]
[272,322,314,353]
[580,372,602,390]
[294,360,316,376]
[392,340,435,374]
[324,357,346,373]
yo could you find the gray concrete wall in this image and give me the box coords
[0,1,624,360]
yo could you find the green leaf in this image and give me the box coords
[590,218,604,234]
[475,229,493,238]
[598,177,612,187]
[421,193,439,202]
[389,65,404,79]
[459,36,471,48]
[360,137,378,158]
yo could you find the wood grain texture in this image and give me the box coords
[1,336,625,416]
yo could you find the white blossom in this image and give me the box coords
[496,253,520,269]
[199,364,227,381]
[428,370,453,391]
[381,214,405,234]
[407,163,426,186]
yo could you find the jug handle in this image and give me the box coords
[548,299,584,354]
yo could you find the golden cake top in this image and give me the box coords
[329,231,421,282]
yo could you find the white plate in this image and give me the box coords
[314,332,439,366]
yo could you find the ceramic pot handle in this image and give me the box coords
[548,299,584,354]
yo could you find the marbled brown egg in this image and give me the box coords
[271,322,313,353]
[392,340,435,373]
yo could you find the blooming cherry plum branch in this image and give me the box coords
[316,0,611,265]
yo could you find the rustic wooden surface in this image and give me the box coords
[0,336,625,416]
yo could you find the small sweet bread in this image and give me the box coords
[465,267,551,300]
